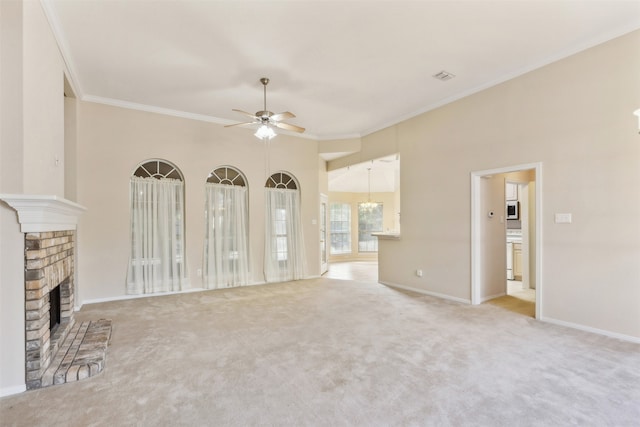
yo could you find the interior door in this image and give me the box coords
[320,194,328,274]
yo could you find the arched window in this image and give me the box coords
[133,159,183,180]
[207,166,246,186]
[126,159,188,294]
[264,172,306,282]
[265,172,297,189]
[203,166,250,289]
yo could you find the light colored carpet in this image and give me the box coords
[1,278,639,426]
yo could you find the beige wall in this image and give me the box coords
[75,102,322,303]
[0,0,67,394]
[328,191,397,261]
[64,95,78,201]
[22,0,65,196]
[372,31,640,339]
[2,1,639,396]
[0,0,26,395]
[327,127,399,172]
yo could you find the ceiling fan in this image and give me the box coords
[225,77,305,139]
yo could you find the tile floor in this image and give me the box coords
[324,261,378,282]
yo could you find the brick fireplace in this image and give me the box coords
[0,194,98,389]
[25,230,76,389]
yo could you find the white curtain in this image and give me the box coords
[264,188,306,282]
[203,183,250,289]
[126,176,189,294]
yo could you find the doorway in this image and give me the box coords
[506,179,536,310]
[470,162,542,319]
[325,154,400,275]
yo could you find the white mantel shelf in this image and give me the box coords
[0,194,86,233]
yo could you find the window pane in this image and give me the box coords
[276,236,288,260]
[330,203,351,254]
[358,203,383,253]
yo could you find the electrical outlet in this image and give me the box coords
[416,269,423,277]
[197,269,202,277]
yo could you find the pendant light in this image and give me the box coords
[361,167,378,211]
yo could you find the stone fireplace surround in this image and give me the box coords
[0,195,111,390]
[25,230,75,388]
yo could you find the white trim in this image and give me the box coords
[380,281,471,304]
[541,316,640,344]
[470,162,543,320]
[77,277,320,307]
[320,193,329,275]
[0,384,27,397]
[80,287,208,306]
[0,194,86,233]
[40,0,83,98]
[480,292,506,303]
[81,95,322,140]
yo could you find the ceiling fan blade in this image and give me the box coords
[224,121,255,128]
[270,111,295,121]
[232,109,258,120]
[274,121,305,133]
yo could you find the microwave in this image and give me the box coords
[506,201,519,219]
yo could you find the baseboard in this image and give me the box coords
[540,316,640,344]
[79,287,210,306]
[380,281,471,304]
[77,278,319,308]
[480,292,506,303]
[0,383,26,397]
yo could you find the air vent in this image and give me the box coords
[433,70,456,81]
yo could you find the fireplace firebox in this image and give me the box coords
[49,284,61,335]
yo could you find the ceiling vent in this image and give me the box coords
[433,70,456,81]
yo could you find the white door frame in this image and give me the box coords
[320,193,329,275]
[471,162,543,319]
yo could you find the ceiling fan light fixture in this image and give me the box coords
[226,77,304,140]
[255,124,276,140]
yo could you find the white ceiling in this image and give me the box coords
[329,154,399,193]
[44,0,640,144]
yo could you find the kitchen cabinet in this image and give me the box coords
[513,242,523,280]
[506,242,513,280]
[506,182,518,201]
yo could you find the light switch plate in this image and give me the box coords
[555,213,572,223]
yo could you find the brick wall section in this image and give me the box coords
[24,230,76,390]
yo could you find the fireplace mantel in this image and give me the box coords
[0,194,86,232]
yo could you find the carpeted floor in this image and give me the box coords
[1,278,638,426]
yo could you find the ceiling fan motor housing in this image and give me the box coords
[256,110,273,119]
